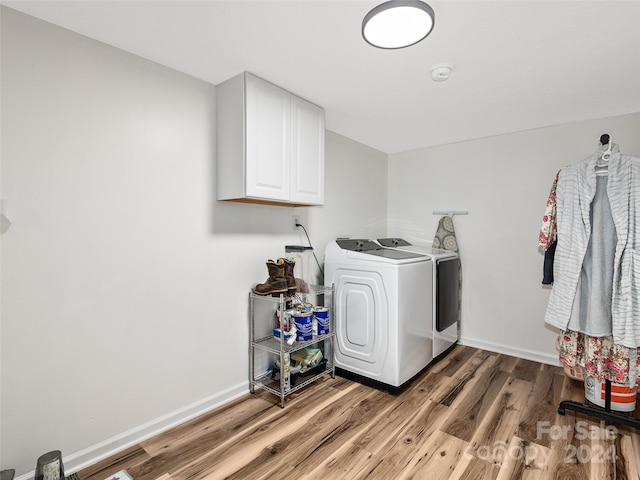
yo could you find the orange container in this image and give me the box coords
[584,376,637,412]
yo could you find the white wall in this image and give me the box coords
[308,131,388,262]
[0,8,387,476]
[387,113,640,364]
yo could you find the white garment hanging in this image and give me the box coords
[545,143,640,349]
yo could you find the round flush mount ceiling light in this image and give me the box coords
[362,0,435,49]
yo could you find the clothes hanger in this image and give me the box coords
[596,133,612,170]
[601,134,612,160]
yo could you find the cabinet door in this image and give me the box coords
[245,75,291,201]
[291,96,325,205]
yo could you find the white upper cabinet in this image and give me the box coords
[291,95,325,205]
[216,72,325,206]
[245,76,291,201]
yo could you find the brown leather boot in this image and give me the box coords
[254,259,288,296]
[282,258,297,294]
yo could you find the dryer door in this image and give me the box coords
[436,258,460,332]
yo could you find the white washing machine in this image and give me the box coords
[377,238,460,358]
[324,239,433,392]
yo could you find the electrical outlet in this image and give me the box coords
[293,215,300,229]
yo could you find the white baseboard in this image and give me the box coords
[460,336,560,367]
[16,381,249,480]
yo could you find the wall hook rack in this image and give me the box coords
[432,210,468,218]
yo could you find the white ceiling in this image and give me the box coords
[3,0,640,154]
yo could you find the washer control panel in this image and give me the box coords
[335,239,427,260]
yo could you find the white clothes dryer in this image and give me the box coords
[324,239,433,392]
[377,238,460,358]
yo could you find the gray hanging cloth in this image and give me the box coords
[433,215,462,334]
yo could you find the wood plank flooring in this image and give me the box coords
[78,346,640,480]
